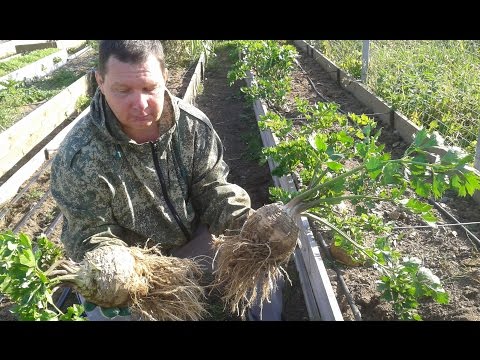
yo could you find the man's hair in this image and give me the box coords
[97,40,165,76]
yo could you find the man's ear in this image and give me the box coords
[95,71,104,93]
[163,68,169,83]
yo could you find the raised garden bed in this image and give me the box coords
[0,48,97,205]
[255,40,480,321]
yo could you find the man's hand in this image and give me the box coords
[170,224,213,269]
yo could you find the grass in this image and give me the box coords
[162,41,209,69]
[24,188,44,202]
[0,66,90,132]
[0,48,60,77]
[308,40,480,154]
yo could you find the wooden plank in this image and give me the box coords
[183,41,212,105]
[0,49,68,87]
[292,248,321,320]
[0,41,17,59]
[1,41,50,59]
[247,70,343,320]
[15,41,57,53]
[55,40,87,50]
[0,75,89,178]
[296,217,343,320]
[67,46,92,61]
[0,107,90,206]
[183,51,205,105]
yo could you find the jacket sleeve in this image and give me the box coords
[190,124,252,236]
[50,150,128,263]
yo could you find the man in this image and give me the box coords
[51,40,284,321]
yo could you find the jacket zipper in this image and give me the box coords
[150,141,191,241]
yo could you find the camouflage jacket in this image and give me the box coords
[51,89,251,262]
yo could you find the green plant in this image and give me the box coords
[367,41,480,154]
[0,67,85,131]
[0,231,207,321]
[24,188,43,202]
[228,40,297,111]
[75,94,91,112]
[85,40,99,52]
[241,130,263,163]
[307,40,480,154]
[0,231,85,320]
[224,39,480,319]
[261,100,479,319]
[161,40,211,69]
[309,40,362,79]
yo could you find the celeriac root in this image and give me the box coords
[212,203,298,319]
[55,245,207,321]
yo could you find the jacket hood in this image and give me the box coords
[89,87,180,145]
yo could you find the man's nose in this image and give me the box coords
[131,92,149,110]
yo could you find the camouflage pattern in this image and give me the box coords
[51,88,251,262]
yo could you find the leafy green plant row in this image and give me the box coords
[228,40,297,112]
[307,40,480,154]
[228,40,480,320]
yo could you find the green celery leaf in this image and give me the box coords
[403,198,433,214]
[464,172,480,196]
[326,161,343,172]
[411,177,431,197]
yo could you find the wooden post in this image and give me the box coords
[361,40,370,83]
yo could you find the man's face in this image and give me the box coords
[95,54,167,138]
